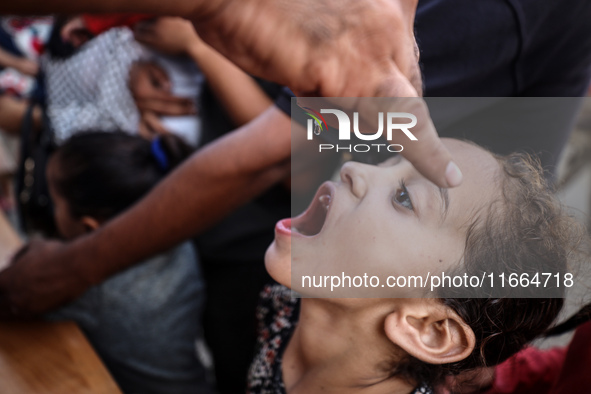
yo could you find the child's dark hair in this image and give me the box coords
[50,131,193,220]
[392,152,588,387]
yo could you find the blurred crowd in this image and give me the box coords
[0,14,287,394]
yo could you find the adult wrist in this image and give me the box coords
[186,40,203,60]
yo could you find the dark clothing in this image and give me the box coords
[416,0,591,173]
[416,0,591,98]
[196,80,288,394]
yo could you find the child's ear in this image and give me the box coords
[80,216,101,233]
[384,300,475,365]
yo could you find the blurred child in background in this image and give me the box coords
[45,131,213,394]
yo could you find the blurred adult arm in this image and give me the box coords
[0,106,291,315]
[1,0,460,187]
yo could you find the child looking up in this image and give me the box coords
[250,139,585,394]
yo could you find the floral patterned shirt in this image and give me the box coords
[247,284,432,394]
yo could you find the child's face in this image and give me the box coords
[266,139,503,296]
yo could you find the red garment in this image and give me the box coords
[81,14,153,36]
[486,322,591,393]
[549,322,591,393]
[486,347,567,394]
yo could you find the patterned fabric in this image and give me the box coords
[43,27,142,143]
[247,284,433,394]
[248,284,299,394]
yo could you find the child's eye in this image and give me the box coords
[393,180,414,211]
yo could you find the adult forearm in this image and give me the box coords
[71,106,291,284]
[188,44,273,126]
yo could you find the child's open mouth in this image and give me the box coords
[291,182,334,237]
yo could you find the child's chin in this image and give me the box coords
[265,242,292,288]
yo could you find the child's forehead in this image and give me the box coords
[443,141,503,225]
[378,155,403,167]
[451,142,500,186]
[378,139,500,181]
[442,138,494,163]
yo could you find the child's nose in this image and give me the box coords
[340,161,369,200]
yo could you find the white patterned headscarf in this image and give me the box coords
[43,27,142,144]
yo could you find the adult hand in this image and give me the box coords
[129,61,196,116]
[192,0,461,187]
[193,0,421,96]
[134,17,202,56]
[0,239,93,318]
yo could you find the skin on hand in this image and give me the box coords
[0,239,92,317]
[190,0,461,188]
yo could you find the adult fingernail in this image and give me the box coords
[445,161,463,187]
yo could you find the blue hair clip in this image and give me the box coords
[151,137,169,171]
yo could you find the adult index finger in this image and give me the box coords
[373,69,463,188]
